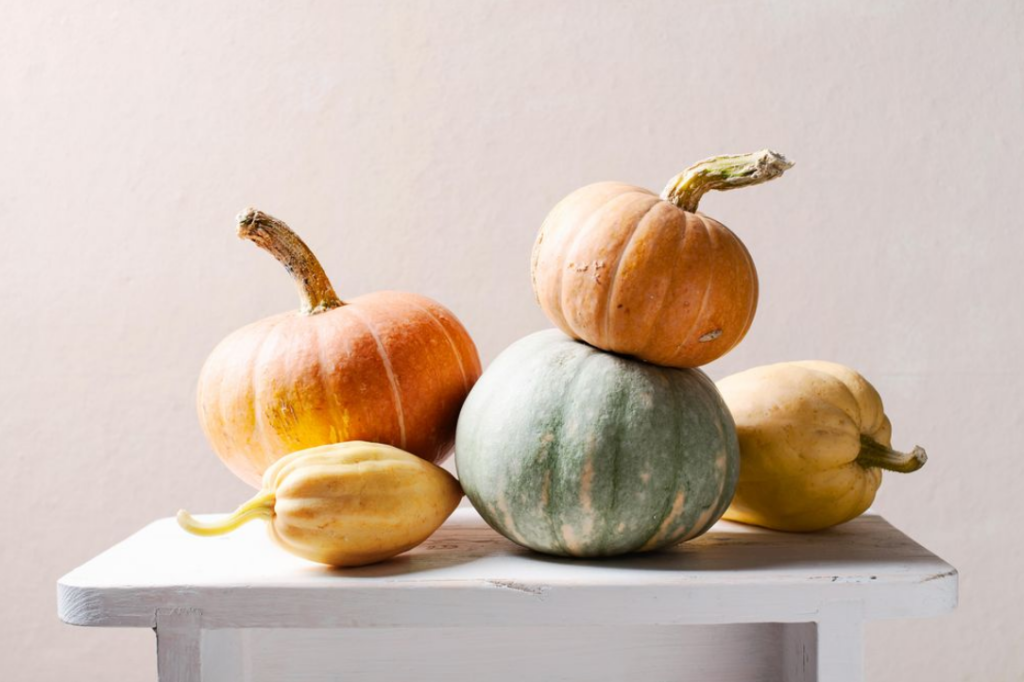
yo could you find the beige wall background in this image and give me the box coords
[3,1,1021,679]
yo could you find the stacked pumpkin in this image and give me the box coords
[457,149,926,555]
[455,151,780,556]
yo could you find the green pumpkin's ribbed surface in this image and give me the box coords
[455,330,739,557]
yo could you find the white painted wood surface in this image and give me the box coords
[200,625,787,682]
[57,509,956,682]
[155,609,201,682]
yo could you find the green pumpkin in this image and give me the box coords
[455,330,739,557]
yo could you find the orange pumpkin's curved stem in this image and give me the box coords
[237,209,344,315]
[856,436,928,473]
[661,150,794,213]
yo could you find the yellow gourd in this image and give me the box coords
[715,361,927,532]
[178,441,463,566]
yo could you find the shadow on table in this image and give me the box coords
[301,547,490,578]
[300,517,908,578]
[520,516,921,574]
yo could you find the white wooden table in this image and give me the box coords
[58,508,956,682]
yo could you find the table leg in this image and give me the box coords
[782,621,817,681]
[815,601,864,682]
[783,602,864,682]
[155,608,202,682]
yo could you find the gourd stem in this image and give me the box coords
[660,150,794,213]
[856,436,928,473]
[237,208,344,315]
[177,490,276,537]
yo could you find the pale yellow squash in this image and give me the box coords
[178,441,463,566]
[716,361,926,532]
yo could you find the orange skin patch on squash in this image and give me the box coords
[197,291,481,488]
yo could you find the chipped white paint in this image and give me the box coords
[58,509,956,681]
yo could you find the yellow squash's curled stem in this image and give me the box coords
[178,491,275,536]
[178,441,463,566]
[716,360,927,532]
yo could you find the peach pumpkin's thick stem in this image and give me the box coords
[237,208,344,315]
[661,149,794,213]
[856,435,928,473]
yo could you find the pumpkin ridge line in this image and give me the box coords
[601,196,661,351]
[546,199,600,334]
[637,205,689,361]
[677,376,720,544]
[639,371,690,551]
[549,347,606,556]
[207,341,237,479]
[686,392,734,543]
[604,367,631,550]
[736,229,758,350]
[558,191,650,341]
[249,316,287,477]
[314,309,349,444]
[799,366,865,438]
[407,300,470,394]
[349,307,407,451]
[676,214,719,351]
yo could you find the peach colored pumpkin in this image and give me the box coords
[531,150,792,369]
[197,209,482,488]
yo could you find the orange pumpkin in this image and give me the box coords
[197,209,482,488]
[531,150,792,368]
